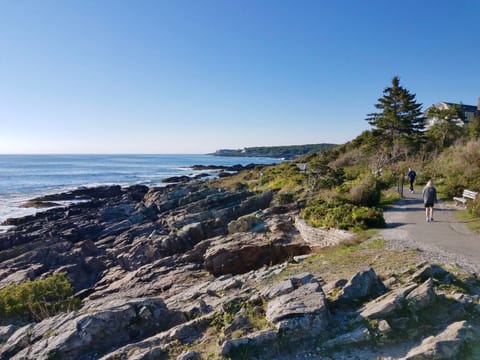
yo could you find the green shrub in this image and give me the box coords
[351,207,385,228]
[349,175,381,207]
[375,169,397,190]
[435,140,480,197]
[0,272,81,322]
[300,199,385,230]
[276,191,296,205]
[321,204,354,229]
[304,161,345,191]
[233,182,248,191]
[468,196,480,218]
[380,189,402,205]
[258,162,306,192]
[300,199,330,227]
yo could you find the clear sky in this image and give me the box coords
[1,0,479,154]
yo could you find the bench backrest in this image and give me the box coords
[463,189,478,199]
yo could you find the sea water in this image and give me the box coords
[0,154,279,227]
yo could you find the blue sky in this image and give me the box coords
[1,0,479,154]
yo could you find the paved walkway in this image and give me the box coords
[380,187,480,274]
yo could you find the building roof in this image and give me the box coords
[442,102,478,113]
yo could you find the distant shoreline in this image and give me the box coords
[211,143,337,160]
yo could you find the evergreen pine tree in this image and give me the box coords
[366,76,425,150]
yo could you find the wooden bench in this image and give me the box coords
[453,189,478,206]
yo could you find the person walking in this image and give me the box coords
[422,179,437,222]
[407,168,416,193]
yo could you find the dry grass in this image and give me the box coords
[265,237,421,285]
[164,325,223,359]
[210,170,262,192]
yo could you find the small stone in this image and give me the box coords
[378,320,391,333]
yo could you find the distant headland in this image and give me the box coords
[211,143,337,159]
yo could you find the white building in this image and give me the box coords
[426,99,480,128]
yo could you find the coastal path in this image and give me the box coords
[380,187,480,275]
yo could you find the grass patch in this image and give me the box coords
[454,208,480,232]
[210,169,263,192]
[437,282,469,295]
[242,301,269,332]
[380,189,402,206]
[162,321,222,359]
[360,237,387,249]
[211,162,307,196]
[265,237,420,285]
[439,266,480,295]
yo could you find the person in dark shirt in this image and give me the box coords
[407,168,416,193]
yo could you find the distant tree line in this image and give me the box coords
[212,143,337,159]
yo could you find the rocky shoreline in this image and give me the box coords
[0,178,479,359]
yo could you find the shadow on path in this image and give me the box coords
[386,222,415,228]
[384,198,423,212]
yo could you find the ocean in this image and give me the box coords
[0,154,279,228]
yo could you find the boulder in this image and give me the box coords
[334,268,387,309]
[162,175,191,183]
[98,204,134,222]
[0,298,184,360]
[221,329,279,358]
[26,185,122,203]
[359,278,435,323]
[410,263,450,283]
[402,320,480,360]
[177,222,205,245]
[323,278,348,295]
[224,314,249,337]
[204,232,310,276]
[360,283,417,320]
[260,273,316,300]
[125,184,149,201]
[0,325,20,344]
[227,214,260,234]
[19,200,61,208]
[266,279,330,338]
[405,278,436,312]
[376,319,393,339]
[321,326,371,349]
[206,275,242,294]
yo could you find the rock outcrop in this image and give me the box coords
[0,184,479,359]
